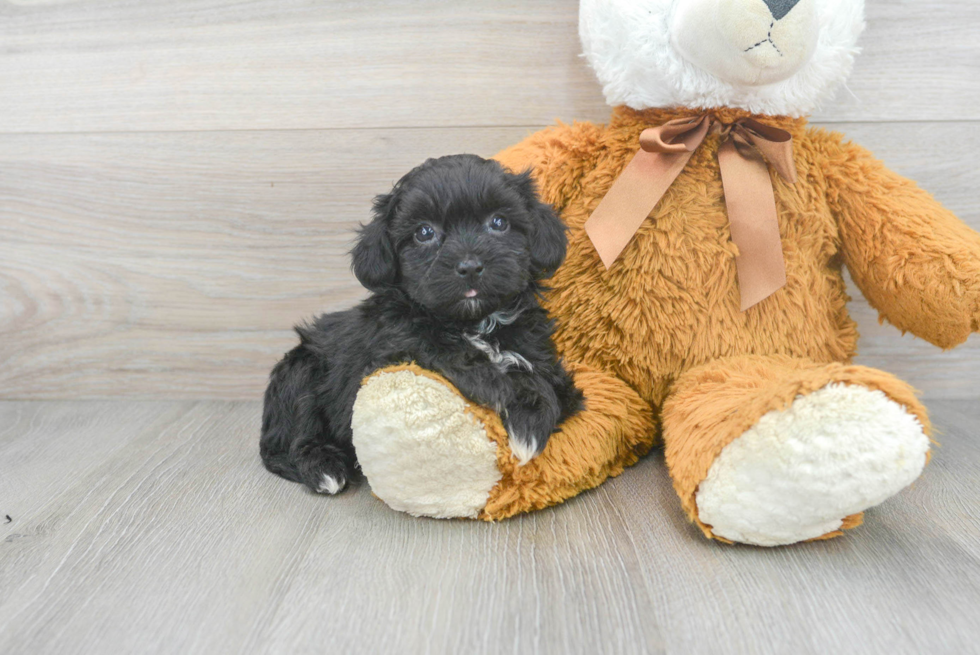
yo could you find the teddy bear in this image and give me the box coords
[349,0,980,546]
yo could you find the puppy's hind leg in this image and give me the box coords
[260,345,354,495]
[292,431,354,495]
[286,377,356,495]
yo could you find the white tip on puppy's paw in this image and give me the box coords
[507,432,539,466]
[695,383,929,547]
[316,473,344,495]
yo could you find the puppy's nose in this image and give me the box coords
[455,258,484,280]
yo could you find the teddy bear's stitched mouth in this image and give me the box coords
[743,21,784,57]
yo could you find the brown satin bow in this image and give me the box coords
[584,114,798,310]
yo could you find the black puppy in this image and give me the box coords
[260,154,583,494]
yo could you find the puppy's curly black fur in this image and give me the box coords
[260,155,583,495]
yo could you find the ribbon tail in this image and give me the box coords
[718,139,787,310]
[585,148,694,269]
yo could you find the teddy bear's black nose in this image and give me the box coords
[763,0,800,21]
[455,258,484,280]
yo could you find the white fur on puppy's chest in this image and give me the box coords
[464,334,532,373]
[464,310,533,373]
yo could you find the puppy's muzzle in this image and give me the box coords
[455,258,485,283]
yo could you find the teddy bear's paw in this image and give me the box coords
[694,383,930,547]
[351,368,502,519]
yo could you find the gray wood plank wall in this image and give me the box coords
[1,0,978,400]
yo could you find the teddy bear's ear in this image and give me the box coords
[351,191,399,292]
[509,169,567,279]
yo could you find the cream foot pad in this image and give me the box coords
[696,384,930,546]
[352,368,502,519]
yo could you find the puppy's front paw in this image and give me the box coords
[506,429,546,466]
[505,406,553,466]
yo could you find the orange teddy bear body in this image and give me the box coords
[495,104,980,539]
[351,1,979,547]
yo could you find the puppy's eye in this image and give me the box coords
[414,224,436,243]
[488,215,509,232]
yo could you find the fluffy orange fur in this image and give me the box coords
[360,106,978,533]
[481,362,656,520]
[662,355,930,539]
[483,106,978,533]
[363,362,656,521]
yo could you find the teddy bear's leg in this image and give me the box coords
[351,363,656,520]
[662,356,932,546]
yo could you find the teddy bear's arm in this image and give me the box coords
[494,121,605,211]
[819,131,980,349]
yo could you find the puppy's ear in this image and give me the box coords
[510,169,567,279]
[351,192,398,292]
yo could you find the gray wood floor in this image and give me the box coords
[1,399,978,655]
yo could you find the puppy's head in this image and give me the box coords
[351,155,566,320]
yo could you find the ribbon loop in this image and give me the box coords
[638,116,711,154]
[584,114,797,311]
[735,119,798,184]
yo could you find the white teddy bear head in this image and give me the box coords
[580,0,865,117]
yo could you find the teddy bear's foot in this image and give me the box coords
[695,383,928,546]
[663,356,932,546]
[351,365,502,519]
[351,363,656,520]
